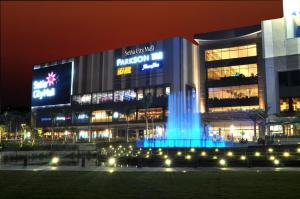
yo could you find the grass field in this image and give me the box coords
[0,171,299,199]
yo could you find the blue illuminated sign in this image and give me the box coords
[141,62,161,71]
[116,51,163,67]
[31,62,72,107]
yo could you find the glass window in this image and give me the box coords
[124,90,136,101]
[91,110,112,123]
[138,108,164,120]
[205,44,257,61]
[156,87,163,97]
[207,64,258,80]
[165,87,171,95]
[280,98,289,112]
[137,89,143,100]
[209,105,259,112]
[208,85,258,100]
[114,90,124,102]
[72,94,91,105]
[292,98,300,112]
[145,88,154,97]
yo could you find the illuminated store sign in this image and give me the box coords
[78,114,89,120]
[117,66,132,75]
[116,51,163,67]
[31,62,72,107]
[141,62,161,71]
[33,72,56,100]
[41,117,51,122]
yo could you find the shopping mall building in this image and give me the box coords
[31,1,300,142]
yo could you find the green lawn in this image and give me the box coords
[0,171,299,199]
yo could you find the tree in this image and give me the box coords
[120,106,136,142]
[142,93,153,138]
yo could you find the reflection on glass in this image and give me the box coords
[208,84,258,99]
[207,64,257,80]
[205,44,257,61]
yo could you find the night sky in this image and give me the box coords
[0,1,283,108]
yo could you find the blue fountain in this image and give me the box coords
[137,90,227,148]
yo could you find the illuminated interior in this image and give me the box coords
[209,105,259,112]
[205,44,257,61]
[208,84,258,99]
[208,122,258,141]
[292,98,300,111]
[207,64,257,80]
[280,98,290,112]
[91,110,112,123]
[137,108,164,120]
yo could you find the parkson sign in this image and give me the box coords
[116,51,164,67]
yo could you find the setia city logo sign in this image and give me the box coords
[32,72,57,100]
[123,44,155,56]
[116,46,164,75]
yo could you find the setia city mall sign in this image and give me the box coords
[32,72,57,100]
[116,44,164,75]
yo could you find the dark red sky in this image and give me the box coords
[0,1,283,108]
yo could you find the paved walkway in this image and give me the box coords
[1,165,300,172]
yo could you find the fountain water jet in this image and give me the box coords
[138,90,226,148]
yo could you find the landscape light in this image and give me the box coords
[283,152,290,157]
[254,152,261,157]
[297,148,300,153]
[212,156,218,160]
[190,148,195,152]
[108,157,116,166]
[240,155,246,160]
[185,155,192,160]
[177,151,182,156]
[268,148,274,153]
[158,151,163,156]
[274,159,280,165]
[164,155,168,159]
[219,159,226,166]
[269,155,275,160]
[215,148,219,152]
[165,159,172,167]
[50,157,60,165]
[227,151,233,157]
[201,151,207,156]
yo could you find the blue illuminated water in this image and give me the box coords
[138,91,227,148]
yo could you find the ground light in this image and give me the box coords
[108,157,116,167]
[283,152,290,157]
[50,157,60,165]
[201,151,207,157]
[227,151,233,157]
[240,155,246,160]
[268,148,274,153]
[212,156,218,160]
[190,148,195,152]
[185,155,192,160]
[274,159,280,166]
[219,159,226,166]
[177,151,182,156]
[269,155,276,160]
[254,152,261,157]
[297,148,300,153]
[165,159,172,167]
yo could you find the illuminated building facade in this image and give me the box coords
[263,0,300,136]
[31,37,199,141]
[194,25,266,142]
[31,1,300,143]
